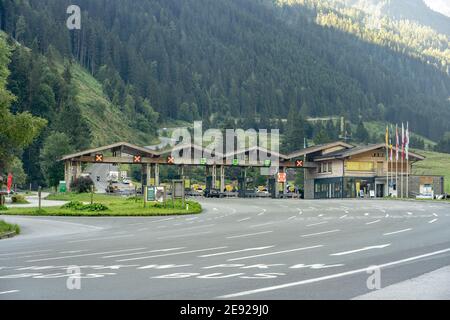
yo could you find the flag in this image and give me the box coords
[401,123,405,160]
[390,143,393,161]
[395,124,399,161]
[385,125,389,160]
[406,122,410,160]
[6,173,13,194]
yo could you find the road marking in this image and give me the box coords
[199,246,275,258]
[330,244,391,256]
[226,231,274,239]
[218,247,450,298]
[288,216,296,220]
[339,214,348,219]
[301,230,340,238]
[102,248,185,259]
[185,217,199,221]
[227,245,323,262]
[428,219,438,224]
[0,290,19,295]
[307,221,328,227]
[68,234,134,243]
[27,247,147,262]
[383,228,412,236]
[237,217,251,222]
[433,213,438,217]
[258,209,267,216]
[385,214,389,218]
[318,214,324,217]
[0,249,52,257]
[117,246,228,262]
[157,231,212,240]
[407,212,413,215]
[364,213,369,216]
[366,219,381,225]
[249,222,276,228]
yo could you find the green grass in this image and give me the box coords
[0,193,202,217]
[412,150,450,193]
[0,220,20,236]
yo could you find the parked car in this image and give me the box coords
[204,189,222,198]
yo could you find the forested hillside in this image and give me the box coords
[1,0,449,140]
[1,0,450,186]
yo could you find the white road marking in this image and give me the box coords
[102,248,185,259]
[157,231,212,240]
[0,249,52,257]
[339,214,348,219]
[307,221,328,227]
[218,247,450,298]
[288,216,296,220]
[27,247,147,262]
[383,228,412,236]
[249,222,276,228]
[428,219,438,224]
[226,231,274,239]
[237,217,251,222]
[318,214,324,217]
[185,217,199,221]
[364,213,369,216]
[227,245,323,262]
[366,219,381,225]
[0,290,19,295]
[330,244,391,256]
[199,246,275,258]
[258,209,267,216]
[407,212,413,215]
[117,246,228,262]
[68,234,134,243]
[433,213,438,217]
[301,230,340,238]
[385,214,390,218]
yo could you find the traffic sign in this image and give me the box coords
[295,160,304,167]
[278,172,287,183]
[167,156,175,165]
[95,154,104,162]
[264,159,272,167]
[133,155,142,163]
[200,158,207,165]
[232,159,239,166]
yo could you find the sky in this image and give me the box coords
[423,0,450,17]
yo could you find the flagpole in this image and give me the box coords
[385,126,389,198]
[406,122,409,198]
[401,123,404,199]
[395,124,398,198]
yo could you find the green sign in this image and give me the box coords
[232,159,239,166]
[59,181,67,193]
[147,186,156,202]
[200,158,207,165]
[264,160,272,167]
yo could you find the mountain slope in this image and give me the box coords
[1,0,449,142]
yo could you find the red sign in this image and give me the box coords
[296,160,304,167]
[167,156,175,165]
[95,154,104,162]
[6,173,13,194]
[133,155,142,163]
[278,172,287,183]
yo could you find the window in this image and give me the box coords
[318,162,333,174]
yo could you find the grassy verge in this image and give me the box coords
[412,150,450,193]
[1,193,202,217]
[0,220,20,236]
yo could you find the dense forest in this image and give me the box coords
[0,0,450,186]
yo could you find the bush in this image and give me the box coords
[60,201,109,212]
[0,205,7,211]
[11,194,28,204]
[61,201,85,210]
[70,176,94,193]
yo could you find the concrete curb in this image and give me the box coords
[0,230,17,240]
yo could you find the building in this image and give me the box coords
[288,142,444,199]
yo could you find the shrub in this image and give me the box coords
[11,194,28,204]
[0,205,7,211]
[82,203,109,212]
[61,201,85,210]
[61,201,109,212]
[70,176,94,193]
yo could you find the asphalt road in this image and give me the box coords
[0,199,449,300]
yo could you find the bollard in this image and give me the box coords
[38,186,42,210]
